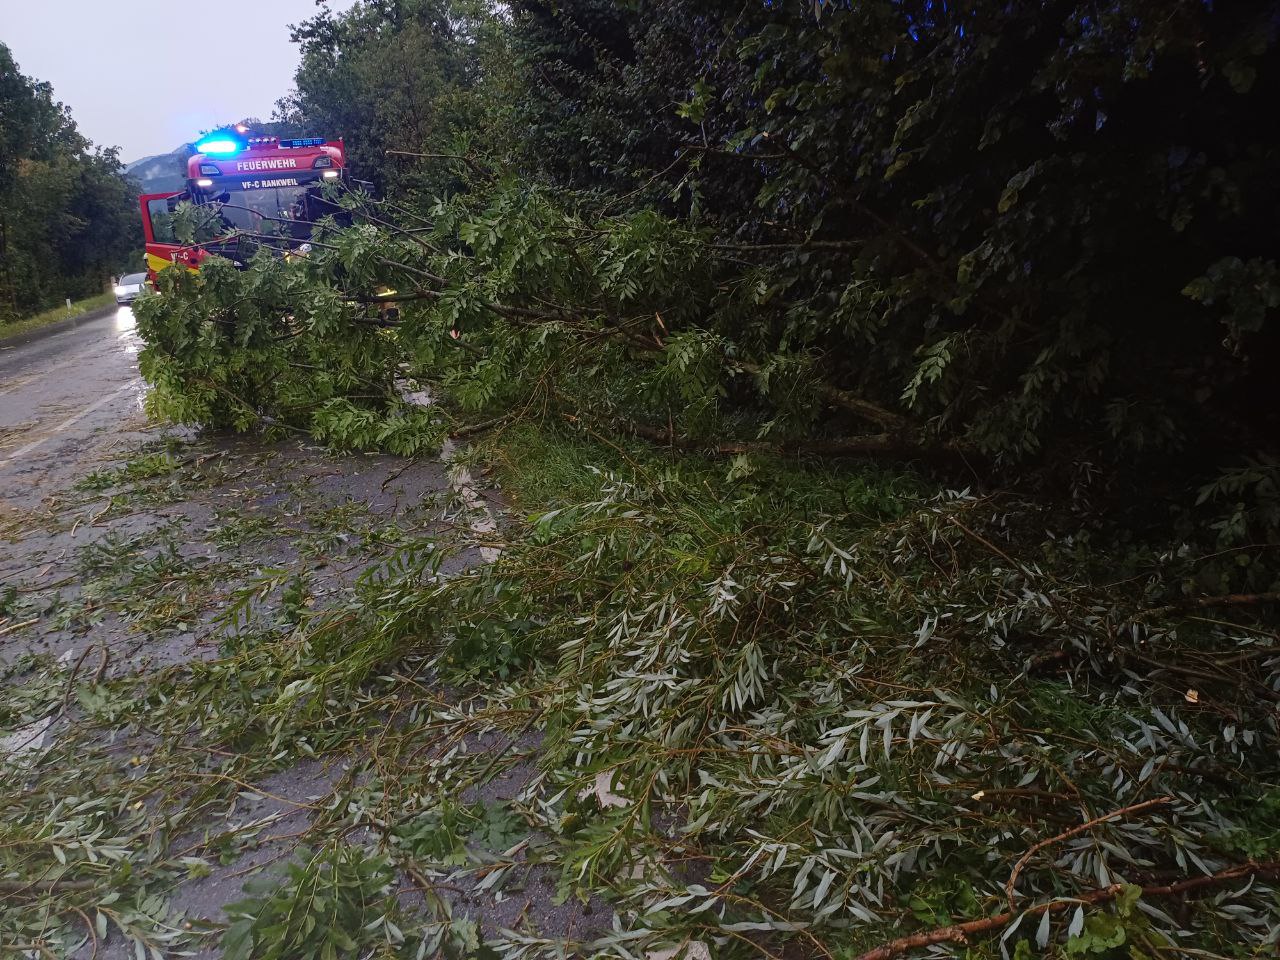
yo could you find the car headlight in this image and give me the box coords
[114,286,127,296]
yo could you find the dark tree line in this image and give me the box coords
[0,43,140,321]
[506,0,1280,468]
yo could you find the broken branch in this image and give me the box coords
[1005,796,1173,909]
[856,860,1280,960]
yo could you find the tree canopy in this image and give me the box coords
[0,43,140,320]
[278,0,506,197]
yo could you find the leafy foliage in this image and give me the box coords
[134,226,444,454]
[222,845,403,960]
[116,1,1280,956]
[140,1,1280,596]
[506,0,1280,470]
[177,422,1280,957]
[280,0,510,197]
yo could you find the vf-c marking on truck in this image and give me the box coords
[241,178,301,189]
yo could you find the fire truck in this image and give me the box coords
[139,126,346,280]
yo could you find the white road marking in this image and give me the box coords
[0,381,141,465]
[0,345,103,398]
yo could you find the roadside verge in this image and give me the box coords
[0,299,118,349]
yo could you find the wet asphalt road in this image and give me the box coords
[0,307,564,958]
[0,307,148,509]
[0,299,620,960]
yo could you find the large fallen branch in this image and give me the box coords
[631,423,897,457]
[855,860,1280,960]
[1141,590,1280,621]
[733,359,908,432]
[1183,591,1280,608]
[255,211,916,437]
[626,422,968,466]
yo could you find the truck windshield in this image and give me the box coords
[213,181,328,238]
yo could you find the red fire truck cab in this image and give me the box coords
[140,128,345,281]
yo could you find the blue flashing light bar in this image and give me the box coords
[279,137,326,149]
[196,137,241,155]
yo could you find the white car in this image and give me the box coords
[114,272,148,305]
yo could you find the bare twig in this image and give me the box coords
[71,905,98,960]
[0,878,96,894]
[61,643,97,713]
[947,516,1023,571]
[711,239,861,252]
[0,617,38,638]
[449,414,513,442]
[93,646,110,686]
[386,149,490,179]
[1006,796,1173,909]
[0,943,58,959]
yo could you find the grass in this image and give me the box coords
[0,291,116,341]
[480,419,921,519]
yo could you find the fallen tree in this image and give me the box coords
[128,1,1280,954]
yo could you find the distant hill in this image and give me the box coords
[125,146,194,194]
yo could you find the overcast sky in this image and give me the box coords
[1,0,356,163]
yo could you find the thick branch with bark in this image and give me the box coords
[1142,591,1280,620]
[1005,797,1173,909]
[627,423,953,462]
[734,359,909,432]
[386,149,491,179]
[855,861,1280,960]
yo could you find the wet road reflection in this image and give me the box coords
[0,307,146,486]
